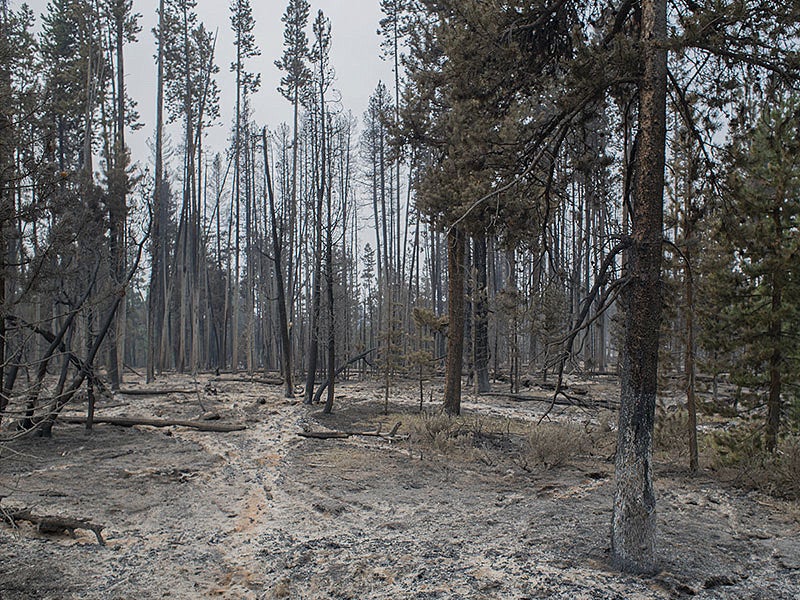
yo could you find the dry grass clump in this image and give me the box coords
[405,412,596,470]
[272,579,291,598]
[524,421,590,469]
[406,412,464,455]
[404,412,527,464]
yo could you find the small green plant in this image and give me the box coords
[707,424,800,501]
[775,435,800,499]
[788,392,800,434]
[654,406,690,455]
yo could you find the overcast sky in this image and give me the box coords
[21,0,394,172]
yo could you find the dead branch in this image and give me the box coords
[16,261,100,430]
[25,228,150,436]
[297,430,350,439]
[541,240,631,423]
[2,506,105,545]
[485,391,619,410]
[58,415,246,432]
[5,315,110,395]
[298,421,404,440]
[310,348,377,404]
[123,363,144,377]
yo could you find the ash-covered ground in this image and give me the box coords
[1,374,798,599]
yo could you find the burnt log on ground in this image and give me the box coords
[2,507,105,545]
[298,422,404,441]
[58,415,246,432]
[116,388,199,396]
[211,376,284,386]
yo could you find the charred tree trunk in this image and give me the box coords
[683,190,698,472]
[766,206,784,452]
[304,108,324,405]
[322,236,335,412]
[0,2,11,419]
[147,0,166,382]
[262,128,294,398]
[474,233,490,393]
[107,0,129,390]
[443,227,466,415]
[685,247,698,471]
[611,0,667,574]
[322,148,335,414]
[231,18,243,374]
[287,85,300,387]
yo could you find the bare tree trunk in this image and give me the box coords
[231,19,243,374]
[222,197,234,370]
[370,153,383,340]
[288,87,300,384]
[245,122,255,374]
[508,249,519,393]
[611,0,667,574]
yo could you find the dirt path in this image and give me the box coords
[1,375,799,599]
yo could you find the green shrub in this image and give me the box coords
[709,422,763,466]
[654,406,691,455]
[709,424,800,501]
[774,435,800,500]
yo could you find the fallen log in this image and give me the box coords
[484,391,551,402]
[117,388,198,396]
[212,376,284,386]
[298,430,350,439]
[2,507,105,545]
[58,415,246,432]
[542,384,588,396]
[298,421,403,440]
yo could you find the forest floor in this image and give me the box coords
[1,373,799,599]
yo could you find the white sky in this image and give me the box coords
[20,0,394,173]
